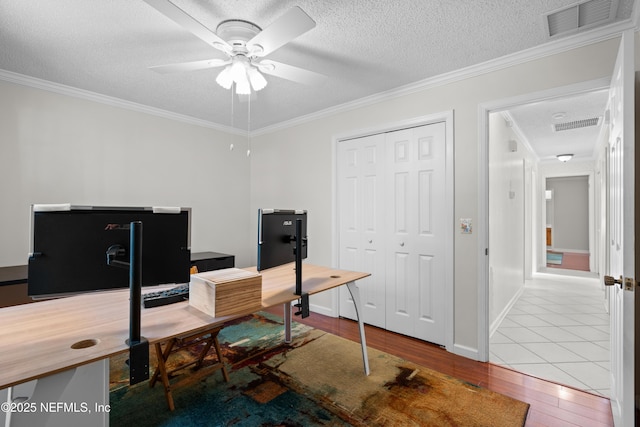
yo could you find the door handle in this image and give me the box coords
[604,275,623,287]
[604,275,636,291]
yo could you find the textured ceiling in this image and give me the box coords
[0,0,636,146]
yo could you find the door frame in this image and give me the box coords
[477,77,610,361]
[332,111,455,352]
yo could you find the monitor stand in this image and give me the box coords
[106,221,149,385]
[293,218,309,318]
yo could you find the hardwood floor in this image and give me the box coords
[265,306,614,427]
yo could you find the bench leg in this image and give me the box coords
[211,332,230,382]
[152,340,176,411]
[283,301,292,343]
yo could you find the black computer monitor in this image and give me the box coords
[257,209,307,272]
[28,205,191,299]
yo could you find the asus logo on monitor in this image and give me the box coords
[105,223,125,231]
[283,220,293,226]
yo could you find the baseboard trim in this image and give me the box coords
[309,303,337,318]
[452,343,480,361]
[548,248,590,254]
[490,286,526,337]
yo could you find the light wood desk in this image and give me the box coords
[0,263,370,426]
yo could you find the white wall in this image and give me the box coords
[249,37,620,355]
[488,113,536,332]
[248,125,337,312]
[0,81,254,268]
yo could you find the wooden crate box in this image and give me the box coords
[189,268,262,317]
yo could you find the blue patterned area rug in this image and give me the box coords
[109,312,529,426]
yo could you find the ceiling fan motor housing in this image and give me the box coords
[216,20,262,55]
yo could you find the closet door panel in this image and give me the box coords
[386,129,417,336]
[413,124,446,344]
[385,124,446,344]
[338,135,386,327]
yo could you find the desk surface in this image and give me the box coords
[0,263,369,389]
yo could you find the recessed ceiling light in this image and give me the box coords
[552,112,566,120]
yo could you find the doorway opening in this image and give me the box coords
[544,175,592,273]
[482,81,611,397]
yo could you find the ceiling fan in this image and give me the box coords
[143,0,327,95]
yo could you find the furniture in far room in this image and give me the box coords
[190,251,234,273]
[0,265,30,308]
[546,226,552,246]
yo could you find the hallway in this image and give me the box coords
[490,271,610,397]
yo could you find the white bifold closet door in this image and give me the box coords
[337,133,387,328]
[338,122,447,345]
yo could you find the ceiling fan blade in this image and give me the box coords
[143,0,231,53]
[247,7,316,57]
[149,58,229,74]
[258,60,327,86]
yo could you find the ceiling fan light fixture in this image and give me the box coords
[557,154,574,162]
[235,78,251,95]
[216,66,233,89]
[216,56,268,94]
[229,59,247,83]
[248,67,267,91]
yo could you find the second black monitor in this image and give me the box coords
[257,209,307,271]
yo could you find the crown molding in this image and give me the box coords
[0,69,246,137]
[253,19,635,137]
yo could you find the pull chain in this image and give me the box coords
[247,94,251,157]
[229,85,235,151]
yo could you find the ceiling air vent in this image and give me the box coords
[553,117,600,132]
[545,0,618,37]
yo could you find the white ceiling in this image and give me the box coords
[0,0,636,157]
[505,89,610,163]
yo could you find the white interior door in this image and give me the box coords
[337,134,386,328]
[606,29,634,427]
[385,123,447,344]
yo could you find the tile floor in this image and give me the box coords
[490,268,610,397]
